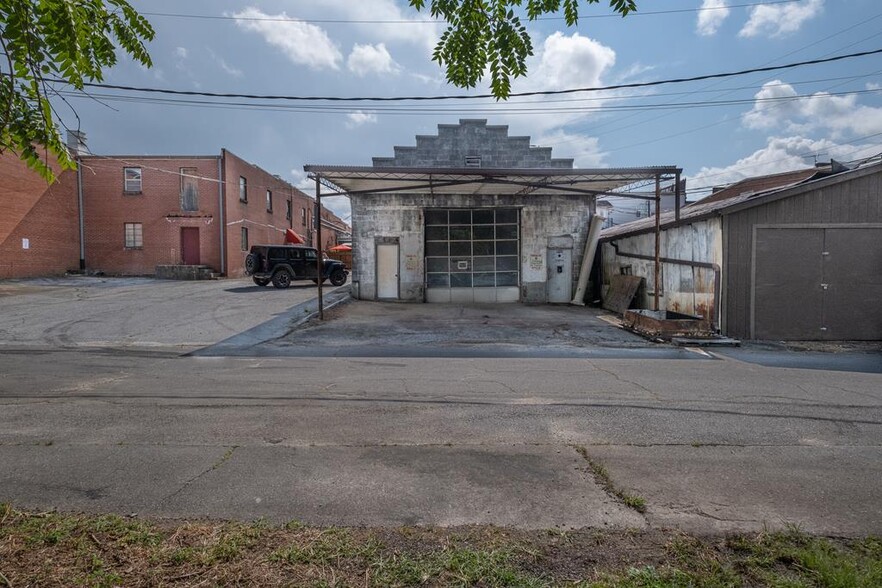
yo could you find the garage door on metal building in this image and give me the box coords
[753,226,882,340]
[425,208,520,303]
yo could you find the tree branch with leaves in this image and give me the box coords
[410,0,637,99]
[0,0,154,180]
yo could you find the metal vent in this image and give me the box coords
[464,155,482,167]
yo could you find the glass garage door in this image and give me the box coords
[424,208,520,303]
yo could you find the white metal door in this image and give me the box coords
[376,243,399,299]
[547,248,572,303]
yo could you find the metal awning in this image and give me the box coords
[303,165,682,199]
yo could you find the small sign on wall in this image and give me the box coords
[529,254,543,270]
[405,254,418,271]
[22,238,30,250]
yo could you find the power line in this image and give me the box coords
[139,1,801,25]
[51,48,882,102]
[56,87,882,116]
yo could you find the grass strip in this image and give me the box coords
[1,503,880,587]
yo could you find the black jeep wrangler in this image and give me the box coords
[244,245,348,288]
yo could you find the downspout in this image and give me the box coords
[217,154,226,275]
[570,215,604,305]
[76,157,85,270]
[609,241,722,332]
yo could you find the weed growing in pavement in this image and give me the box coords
[571,445,647,513]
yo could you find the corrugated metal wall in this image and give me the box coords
[723,166,882,339]
[600,217,723,324]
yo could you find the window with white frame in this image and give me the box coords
[124,167,142,193]
[124,223,143,248]
[239,176,247,202]
[266,189,273,212]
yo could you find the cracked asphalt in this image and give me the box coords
[1,279,881,535]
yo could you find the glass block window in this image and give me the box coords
[424,208,519,290]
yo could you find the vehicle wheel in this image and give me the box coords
[329,268,347,286]
[244,253,259,275]
[311,278,327,285]
[252,277,270,287]
[272,270,292,289]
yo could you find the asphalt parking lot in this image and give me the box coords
[0,276,344,352]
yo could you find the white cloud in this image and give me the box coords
[524,32,616,93]
[317,0,440,53]
[216,58,243,78]
[207,48,243,78]
[345,111,379,128]
[739,0,823,38]
[175,47,188,60]
[696,0,730,36]
[472,32,619,166]
[536,130,606,167]
[689,135,882,191]
[743,80,882,137]
[347,43,399,76]
[232,7,342,70]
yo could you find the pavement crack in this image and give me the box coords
[570,444,647,516]
[587,363,661,400]
[158,445,238,504]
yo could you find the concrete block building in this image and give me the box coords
[306,119,680,304]
[1,148,349,279]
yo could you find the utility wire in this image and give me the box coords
[55,87,882,116]
[48,48,882,103]
[139,1,800,25]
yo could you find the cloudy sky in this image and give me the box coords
[59,0,882,219]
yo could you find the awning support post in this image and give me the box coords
[315,174,324,321]
[654,174,661,312]
[674,170,682,222]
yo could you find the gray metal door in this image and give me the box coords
[546,248,573,303]
[754,227,882,340]
[823,228,882,340]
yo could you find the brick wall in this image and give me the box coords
[0,152,80,278]
[80,156,222,275]
[222,149,300,277]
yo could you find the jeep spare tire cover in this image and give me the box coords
[244,253,259,274]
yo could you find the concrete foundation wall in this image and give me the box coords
[352,193,595,303]
[600,218,722,324]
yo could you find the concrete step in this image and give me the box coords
[155,265,220,281]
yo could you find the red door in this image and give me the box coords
[181,227,200,265]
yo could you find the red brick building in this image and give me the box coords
[0,153,80,278]
[1,149,350,278]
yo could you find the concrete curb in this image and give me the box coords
[189,287,351,356]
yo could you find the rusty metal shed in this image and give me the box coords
[599,159,882,341]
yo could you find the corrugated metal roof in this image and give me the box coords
[599,160,881,241]
[303,165,681,197]
[696,167,823,204]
